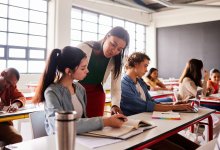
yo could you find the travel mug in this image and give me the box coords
[55,111,77,150]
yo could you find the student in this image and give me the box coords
[178,59,209,101]
[120,52,198,150]
[33,46,127,135]
[143,68,173,91]
[207,68,220,94]
[0,68,25,145]
[121,52,193,116]
[77,26,129,117]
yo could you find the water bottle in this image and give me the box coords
[55,111,77,150]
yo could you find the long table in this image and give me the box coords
[6,108,215,150]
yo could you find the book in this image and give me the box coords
[82,118,155,140]
[152,111,181,120]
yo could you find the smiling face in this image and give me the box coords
[102,35,126,58]
[211,72,220,84]
[72,57,89,81]
[134,59,149,78]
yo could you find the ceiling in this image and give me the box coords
[110,0,220,13]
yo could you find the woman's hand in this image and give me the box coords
[103,114,127,128]
[111,105,123,115]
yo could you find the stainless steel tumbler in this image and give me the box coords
[55,111,77,150]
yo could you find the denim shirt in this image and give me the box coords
[44,82,103,135]
[120,75,156,116]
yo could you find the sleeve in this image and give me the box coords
[184,78,197,97]
[11,86,26,107]
[44,88,104,135]
[110,71,121,107]
[121,81,156,114]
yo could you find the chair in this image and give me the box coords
[29,111,47,139]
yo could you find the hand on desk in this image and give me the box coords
[173,103,194,111]
[6,102,20,113]
[103,113,127,128]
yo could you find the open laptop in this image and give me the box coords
[172,89,201,113]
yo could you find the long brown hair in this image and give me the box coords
[179,59,203,86]
[103,26,130,79]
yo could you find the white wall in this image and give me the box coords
[146,1,220,69]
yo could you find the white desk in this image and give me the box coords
[6,108,215,150]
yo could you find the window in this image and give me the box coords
[71,7,147,56]
[0,0,48,73]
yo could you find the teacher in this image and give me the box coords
[78,26,129,117]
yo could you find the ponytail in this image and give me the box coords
[32,49,61,103]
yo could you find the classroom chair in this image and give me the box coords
[29,111,47,139]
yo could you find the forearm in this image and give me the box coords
[154,104,174,111]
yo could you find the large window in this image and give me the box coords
[71,7,146,55]
[0,0,48,73]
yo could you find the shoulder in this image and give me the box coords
[74,82,85,91]
[182,77,192,83]
[77,42,92,53]
[45,84,66,95]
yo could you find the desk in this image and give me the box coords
[149,90,174,99]
[6,108,215,150]
[0,104,43,122]
[200,94,220,109]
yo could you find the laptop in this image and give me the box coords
[172,89,201,113]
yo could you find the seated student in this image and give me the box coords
[121,52,198,150]
[178,59,209,101]
[178,59,220,140]
[207,68,220,94]
[121,52,193,115]
[0,68,25,145]
[143,68,173,91]
[33,46,127,135]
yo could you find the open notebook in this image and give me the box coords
[81,118,156,140]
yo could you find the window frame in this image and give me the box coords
[71,6,147,55]
[0,0,48,73]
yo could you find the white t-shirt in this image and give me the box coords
[136,82,146,101]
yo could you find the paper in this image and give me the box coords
[152,111,181,120]
[76,135,122,149]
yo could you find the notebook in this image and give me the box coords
[152,111,181,120]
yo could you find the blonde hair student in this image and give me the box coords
[143,67,173,91]
[33,46,127,135]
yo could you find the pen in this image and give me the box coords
[116,112,126,122]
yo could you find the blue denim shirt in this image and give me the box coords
[121,75,156,116]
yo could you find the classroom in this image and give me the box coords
[1,0,220,149]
